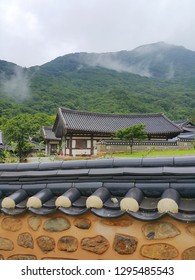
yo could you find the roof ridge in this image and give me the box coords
[60,107,164,118]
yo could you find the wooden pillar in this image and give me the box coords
[69,134,73,156]
[90,135,94,155]
[62,136,66,156]
[46,141,50,155]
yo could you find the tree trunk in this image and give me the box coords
[129,140,133,154]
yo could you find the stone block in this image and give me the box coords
[74,218,91,229]
[57,236,78,252]
[141,243,178,259]
[81,235,109,255]
[182,246,195,260]
[0,237,14,251]
[36,236,55,253]
[142,222,180,240]
[18,232,34,248]
[2,217,22,231]
[8,254,37,260]
[186,225,195,236]
[113,233,137,255]
[43,217,70,232]
[28,216,42,231]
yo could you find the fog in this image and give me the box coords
[1,67,31,101]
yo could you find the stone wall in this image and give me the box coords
[97,141,193,155]
[0,212,195,260]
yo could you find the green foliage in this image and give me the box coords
[116,124,146,153]
[1,44,195,120]
[0,149,5,162]
[37,141,46,159]
[1,113,53,162]
[2,149,19,163]
[1,114,33,162]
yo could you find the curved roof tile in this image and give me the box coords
[0,157,195,222]
[53,108,181,136]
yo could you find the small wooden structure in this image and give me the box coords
[42,126,61,155]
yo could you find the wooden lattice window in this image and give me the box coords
[75,139,87,149]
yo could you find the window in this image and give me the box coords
[75,139,87,149]
[50,144,58,155]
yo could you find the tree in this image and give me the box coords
[1,113,54,162]
[1,114,35,162]
[116,124,146,154]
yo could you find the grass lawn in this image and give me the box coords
[110,149,195,158]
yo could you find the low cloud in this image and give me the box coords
[1,66,31,101]
[80,44,177,79]
[83,53,152,77]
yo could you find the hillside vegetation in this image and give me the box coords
[1,42,195,121]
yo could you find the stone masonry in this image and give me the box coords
[0,212,195,260]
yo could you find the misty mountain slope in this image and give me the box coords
[0,60,31,104]
[1,42,195,120]
[0,60,21,77]
[130,42,195,79]
[39,42,195,80]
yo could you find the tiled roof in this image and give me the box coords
[173,120,190,127]
[42,126,61,140]
[1,157,195,222]
[173,121,195,132]
[54,108,181,135]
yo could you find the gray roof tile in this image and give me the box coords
[91,208,125,218]
[142,157,174,166]
[56,108,181,135]
[1,208,27,216]
[127,211,165,221]
[42,126,61,140]
[28,207,56,215]
[168,212,195,222]
[59,206,88,216]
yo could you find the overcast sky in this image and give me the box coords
[0,0,195,67]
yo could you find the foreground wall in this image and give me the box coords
[1,211,195,260]
[1,157,195,260]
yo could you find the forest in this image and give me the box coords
[1,42,195,124]
[1,42,195,162]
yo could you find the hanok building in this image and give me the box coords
[52,108,181,156]
[174,120,195,140]
[42,126,61,155]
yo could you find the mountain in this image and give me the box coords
[1,42,195,120]
[40,42,195,80]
